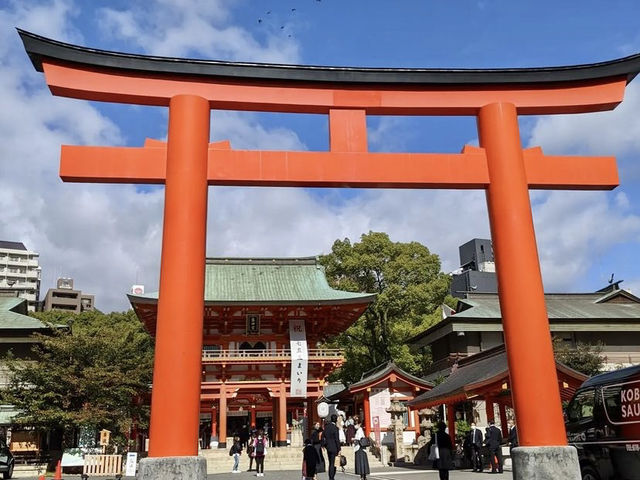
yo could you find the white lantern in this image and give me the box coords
[317,401,329,419]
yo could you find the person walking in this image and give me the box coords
[468,422,484,472]
[230,436,243,473]
[353,419,370,480]
[485,420,503,474]
[311,422,326,475]
[252,429,268,477]
[323,414,341,480]
[428,422,453,480]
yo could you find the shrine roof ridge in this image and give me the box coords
[206,256,319,266]
[18,29,640,86]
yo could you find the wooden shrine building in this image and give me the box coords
[129,257,375,447]
[409,345,587,443]
[328,362,433,440]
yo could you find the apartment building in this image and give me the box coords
[0,241,41,312]
[43,277,94,313]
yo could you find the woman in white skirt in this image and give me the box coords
[353,418,370,480]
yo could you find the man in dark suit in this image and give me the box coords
[467,422,484,472]
[508,420,518,452]
[323,414,342,480]
[485,420,503,473]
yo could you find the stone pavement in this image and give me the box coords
[207,464,513,480]
[13,464,513,479]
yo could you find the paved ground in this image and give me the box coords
[14,464,514,479]
[208,465,513,480]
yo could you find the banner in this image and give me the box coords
[289,319,308,398]
[369,387,391,428]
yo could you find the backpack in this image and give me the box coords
[255,438,265,455]
[229,445,234,456]
[359,436,371,448]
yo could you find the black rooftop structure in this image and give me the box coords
[18,29,640,86]
[0,241,27,251]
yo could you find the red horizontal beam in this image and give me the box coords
[60,144,618,190]
[43,61,628,115]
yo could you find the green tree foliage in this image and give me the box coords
[553,337,604,377]
[2,310,153,448]
[320,232,454,384]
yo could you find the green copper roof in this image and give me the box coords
[0,297,52,330]
[130,257,376,305]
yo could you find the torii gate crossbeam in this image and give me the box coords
[18,29,640,480]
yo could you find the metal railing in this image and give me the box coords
[202,348,343,360]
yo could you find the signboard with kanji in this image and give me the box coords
[246,314,260,335]
[289,319,308,398]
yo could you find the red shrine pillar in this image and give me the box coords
[148,94,210,457]
[446,403,456,445]
[219,384,228,448]
[363,390,371,436]
[498,403,508,438]
[211,405,218,444]
[278,385,288,446]
[251,406,257,429]
[478,102,567,447]
[485,397,495,423]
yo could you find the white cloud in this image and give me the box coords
[98,0,301,63]
[528,83,640,181]
[532,191,640,291]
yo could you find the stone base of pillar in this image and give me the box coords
[138,456,207,480]
[276,440,288,447]
[511,446,580,480]
[217,441,227,448]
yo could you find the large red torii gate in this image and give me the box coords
[19,29,640,477]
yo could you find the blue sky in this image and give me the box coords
[1,0,640,311]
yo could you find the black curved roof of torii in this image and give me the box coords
[18,29,640,86]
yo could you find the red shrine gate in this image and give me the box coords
[18,29,640,461]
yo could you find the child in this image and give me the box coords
[230,435,243,473]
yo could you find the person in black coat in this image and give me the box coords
[467,422,484,472]
[427,422,453,480]
[323,414,342,480]
[508,420,518,452]
[485,421,503,473]
[311,422,326,474]
[303,437,321,480]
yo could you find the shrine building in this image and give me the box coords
[128,257,375,448]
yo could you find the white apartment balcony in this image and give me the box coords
[202,348,343,364]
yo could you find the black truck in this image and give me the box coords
[565,364,640,480]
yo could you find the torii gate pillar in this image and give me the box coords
[150,95,210,457]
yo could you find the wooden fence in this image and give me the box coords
[83,454,122,476]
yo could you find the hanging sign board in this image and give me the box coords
[289,319,308,398]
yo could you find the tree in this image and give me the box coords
[1,310,153,448]
[320,232,454,384]
[553,337,604,377]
